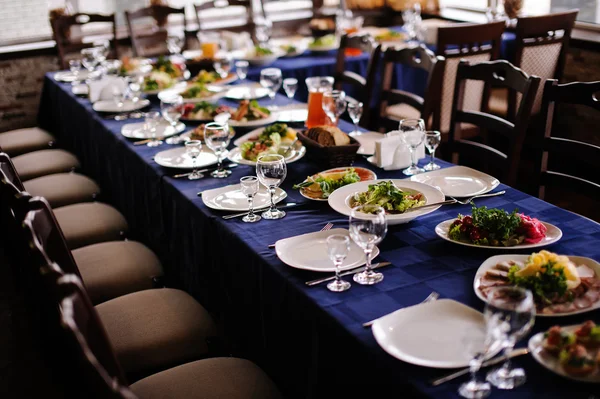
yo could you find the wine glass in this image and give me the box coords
[349,205,387,285]
[485,286,535,390]
[167,35,184,56]
[68,59,82,85]
[214,54,232,79]
[144,111,162,147]
[240,176,261,223]
[81,48,99,80]
[458,327,496,399]
[92,40,110,62]
[399,118,426,176]
[112,86,125,109]
[185,140,204,180]
[322,90,347,126]
[203,122,231,178]
[127,75,144,104]
[254,16,273,45]
[283,78,298,103]
[260,68,283,109]
[256,154,287,220]
[235,60,249,80]
[160,95,183,143]
[347,101,363,136]
[326,234,351,292]
[424,131,441,171]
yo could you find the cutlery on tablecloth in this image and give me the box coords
[282,138,299,157]
[104,111,143,121]
[134,132,184,146]
[305,261,392,286]
[429,348,530,386]
[268,222,333,248]
[222,202,307,220]
[173,163,238,179]
[449,190,506,205]
[403,191,507,214]
[362,291,440,327]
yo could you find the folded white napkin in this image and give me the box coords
[374,131,426,169]
[88,76,127,103]
[221,31,253,51]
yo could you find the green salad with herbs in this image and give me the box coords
[508,261,569,305]
[255,45,274,56]
[350,181,425,214]
[294,168,361,199]
[310,34,336,48]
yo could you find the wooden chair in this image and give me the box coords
[50,13,118,70]
[334,33,382,127]
[435,21,506,135]
[194,1,252,32]
[537,79,600,204]
[378,45,445,132]
[448,60,540,187]
[125,5,187,57]
[489,10,579,119]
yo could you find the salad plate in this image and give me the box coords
[154,146,221,169]
[93,99,150,113]
[201,183,287,212]
[275,228,379,272]
[410,166,499,197]
[294,167,377,201]
[372,299,502,368]
[224,85,270,100]
[229,123,305,165]
[227,145,305,166]
[179,124,236,142]
[242,45,285,66]
[327,180,445,225]
[233,125,296,147]
[308,34,339,52]
[180,102,233,123]
[474,254,600,317]
[121,121,186,139]
[157,83,224,104]
[228,113,278,128]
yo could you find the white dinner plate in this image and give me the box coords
[529,324,600,383]
[71,84,89,96]
[121,121,186,139]
[474,254,600,317]
[227,112,279,128]
[372,299,502,368]
[296,167,378,202]
[158,83,224,104]
[351,131,385,155]
[92,99,150,113]
[243,48,285,66]
[224,85,270,100]
[275,228,379,272]
[276,103,309,123]
[55,70,98,82]
[327,180,445,225]
[410,166,500,197]
[201,183,286,211]
[227,145,306,166]
[435,219,562,250]
[154,146,221,169]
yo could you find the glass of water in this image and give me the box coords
[283,78,298,102]
[69,59,82,85]
[161,95,183,143]
[240,176,261,223]
[204,122,231,178]
[214,54,232,79]
[81,48,99,79]
[347,101,363,136]
[235,60,249,81]
[185,140,203,180]
[167,34,185,56]
[322,90,347,127]
[326,234,351,292]
[349,205,387,285]
[424,131,441,171]
[127,75,144,104]
[256,154,287,220]
[112,86,125,109]
[260,68,283,108]
[144,111,162,147]
[399,118,426,176]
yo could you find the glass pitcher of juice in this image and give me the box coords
[198,32,221,59]
[305,76,334,128]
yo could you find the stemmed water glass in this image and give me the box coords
[254,16,273,45]
[240,176,261,223]
[112,86,125,109]
[235,60,249,80]
[322,90,347,126]
[283,78,298,103]
[185,140,204,180]
[326,235,351,292]
[144,111,162,147]
[167,34,184,57]
[127,75,144,104]
[160,95,184,144]
[349,205,387,285]
[260,68,283,109]
[69,59,82,85]
[214,54,232,79]
[424,131,441,171]
[81,48,99,81]
[485,286,535,390]
[458,327,497,399]
[399,118,426,176]
[347,101,363,136]
[256,154,287,220]
[203,122,231,178]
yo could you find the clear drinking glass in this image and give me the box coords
[112,86,125,109]
[240,176,261,223]
[81,48,99,79]
[347,101,363,136]
[256,154,287,220]
[204,122,231,178]
[260,68,283,108]
[254,16,273,45]
[458,327,495,399]
[161,95,183,144]
[69,59,82,85]
[326,234,351,292]
[185,140,204,180]
[235,60,249,80]
[399,118,426,176]
[322,90,347,126]
[283,78,298,102]
[167,35,184,56]
[92,40,110,63]
[144,111,162,147]
[349,205,387,285]
[424,131,441,171]
[214,54,232,79]
[127,75,144,104]
[485,286,535,390]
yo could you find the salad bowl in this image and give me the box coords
[327,179,445,225]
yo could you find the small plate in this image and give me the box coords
[529,324,600,383]
[372,299,501,368]
[351,131,385,155]
[276,103,309,123]
[227,112,279,128]
[227,144,306,166]
[121,121,185,139]
[297,167,378,201]
[93,99,150,113]
[275,228,379,272]
[224,85,270,100]
[410,166,500,197]
[158,83,224,104]
[435,219,562,250]
[474,254,600,317]
[154,146,221,169]
[201,183,287,211]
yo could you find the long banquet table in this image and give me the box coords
[39,74,600,398]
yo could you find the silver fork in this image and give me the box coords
[268,222,333,249]
[362,291,440,328]
[450,190,506,205]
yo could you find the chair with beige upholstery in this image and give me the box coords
[125,5,187,58]
[0,127,55,157]
[489,10,578,120]
[9,148,80,181]
[378,45,445,132]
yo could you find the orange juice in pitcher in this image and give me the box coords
[305,76,334,128]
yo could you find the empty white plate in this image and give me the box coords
[93,99,150,113]
[154,146,221,169]
[275,228,379,272]
[410,166,500,197]
[201,183,287,211]
[121,122,186,139]
[372,299,501,368]
[225,85,270,100]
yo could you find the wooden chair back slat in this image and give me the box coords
[194,1,251,31]
[455,110,515,138]
[125,5,187,57]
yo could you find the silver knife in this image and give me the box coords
[305,262,392,286]
[173,163,238,178]
[222,202,305,219]
[429,348,530,386]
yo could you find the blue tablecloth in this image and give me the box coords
[39,73,599,399]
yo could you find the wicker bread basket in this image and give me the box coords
[297,130,360,168]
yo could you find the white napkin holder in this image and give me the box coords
[373,130,426,170]
[89,76,127,103]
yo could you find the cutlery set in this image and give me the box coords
[174,163,238,179]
